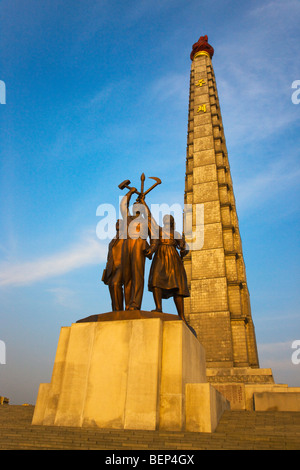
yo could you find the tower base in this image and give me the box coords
[206,367,300,410]
[206,367,274,410]
[32,312,229,432]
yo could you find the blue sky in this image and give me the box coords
[0,0,299,404]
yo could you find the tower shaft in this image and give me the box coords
[183,40,259,370]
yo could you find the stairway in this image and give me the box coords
[0,406,299,450]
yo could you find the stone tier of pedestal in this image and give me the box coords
[32,311,229,433]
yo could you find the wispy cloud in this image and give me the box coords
[249,0,300,27]
[259,340,295,357]
[0,235,107,287]
[215,0,300,146]
[87,85,114,108]
[258,339,300,385]
[234,157,300,212]
[47,287,79,309]
[149,73,188,105]
[110,0,176,28]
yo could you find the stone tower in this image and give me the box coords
[183,35,260,373]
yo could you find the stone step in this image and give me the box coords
[0,406,299,450]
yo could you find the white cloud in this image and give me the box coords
[259,340,294,357]
[88,85,114,107]
[0,235,107,287]
[47,287,78,309]
[234,157,300,212]
[249,0,300,25]
[150,73,188,104]
[214,0,300,146]
[113,0,176,27]
[258,339,300,386]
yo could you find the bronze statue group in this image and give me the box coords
[102,179,190,323]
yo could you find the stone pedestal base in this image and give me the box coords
[32,312,229,432]
[186,383,230,432]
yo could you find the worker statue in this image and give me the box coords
[119,186,149,311]
[102,174,161,311]
[119,175,162,311]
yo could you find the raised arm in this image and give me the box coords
[120,187,137,220]
[140,199,160,240]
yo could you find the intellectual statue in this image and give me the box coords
[102,219,124,311]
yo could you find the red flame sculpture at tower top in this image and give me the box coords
[190,35,214,60]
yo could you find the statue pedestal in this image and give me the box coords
[32,312,229,432]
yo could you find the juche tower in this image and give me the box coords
[183,35,261,375]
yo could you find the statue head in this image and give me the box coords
[163,214,175,229]
[132,201,146,218]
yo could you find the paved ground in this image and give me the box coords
[0,405,299,450]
